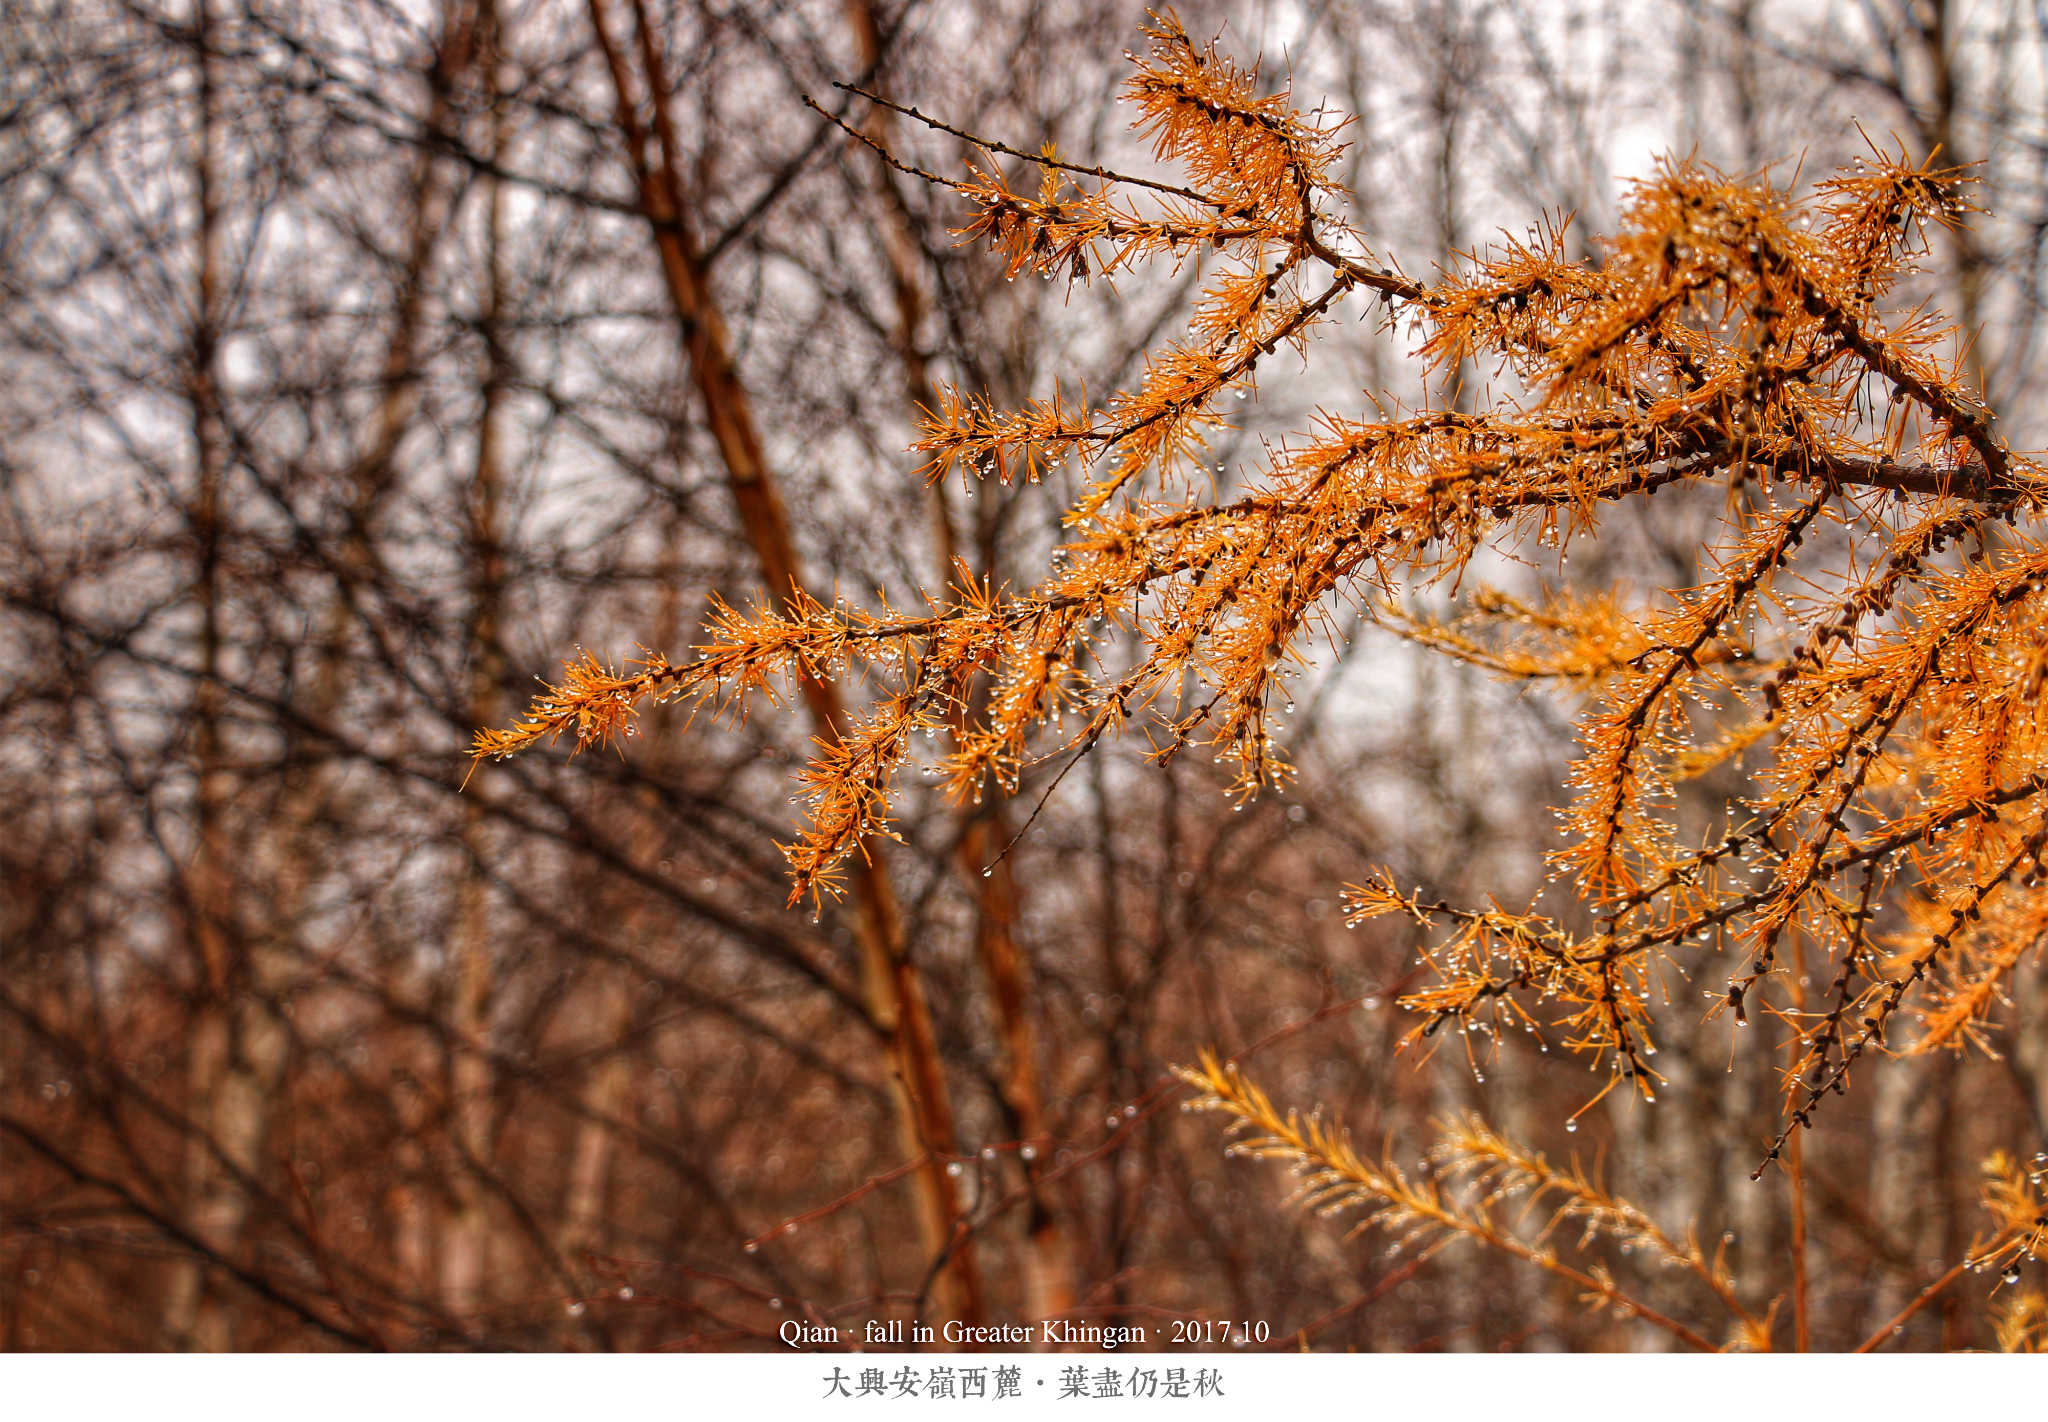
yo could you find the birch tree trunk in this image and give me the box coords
[584,0,982,1325]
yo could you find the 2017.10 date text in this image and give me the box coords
[1169,1319,1270,1346]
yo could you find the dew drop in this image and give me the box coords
[1566,1119,1579,1133]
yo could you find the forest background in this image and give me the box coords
[4,0,2047,1352]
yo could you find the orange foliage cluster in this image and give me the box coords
[485,11,2046,1278]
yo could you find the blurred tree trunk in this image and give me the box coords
[585,0,981,1325]
[843,0,1074,1330]
[437,0,502,1332]
[163,0,292,1349]
[558,523,683,1283]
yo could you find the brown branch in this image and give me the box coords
[831,82,1229,208]
[1853,1257,1974,1352]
